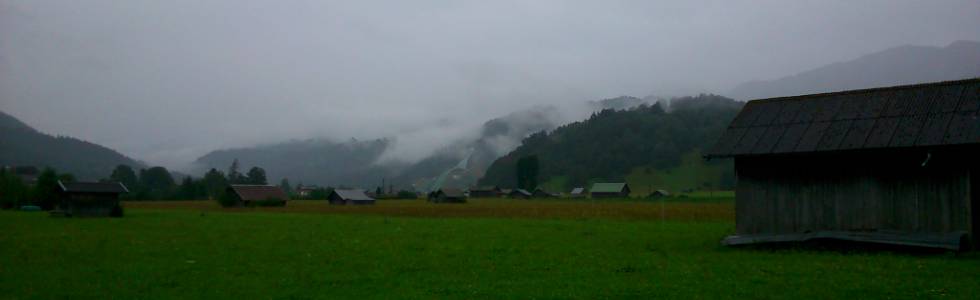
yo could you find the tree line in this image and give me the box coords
[0,167,76,210]
[0,159,281,208]
[109,159,272,200]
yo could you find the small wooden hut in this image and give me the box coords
[428,188,467,203]
[569,187,586,198]
[532,188,558,198]
[648,190,671,198]
[468,186,501,198]
[508,189,532,199]
[225,185,289,207]
[706,78,980,250]
[590,183,631,198]
[328,189,375,205]
[56,181,128,217]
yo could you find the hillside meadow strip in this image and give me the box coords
[0,199,977,299]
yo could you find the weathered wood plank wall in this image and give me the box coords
[734,147,975,237]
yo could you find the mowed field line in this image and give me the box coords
[123,198,734,221]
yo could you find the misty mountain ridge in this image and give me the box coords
[193,106,565,190]
[0,110,146,180]
[730,40,980,100]
[193,94,744,191]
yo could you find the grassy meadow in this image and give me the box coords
[2,197,979,299]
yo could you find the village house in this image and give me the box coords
[569,187,586,198]
[706,78,980,250]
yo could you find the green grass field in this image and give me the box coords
[1,199,979,299]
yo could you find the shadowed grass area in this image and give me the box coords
[1,200,978,299]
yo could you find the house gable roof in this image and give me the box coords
[228,185,289,201]
[591,183,628,193]
[706,78,980,158]
[330,189,374,201]
[510,189,532,196]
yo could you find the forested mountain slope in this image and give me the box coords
[478,95,742,194]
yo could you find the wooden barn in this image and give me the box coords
[590,183,631,198]
[225,185,289,207]
[706,78,980,250]
[428,188,467,203]
[56,181,128,217]
[468,186,501,198]
[532,188,558,198]
[328,189,375,205]
[508,189,532,199]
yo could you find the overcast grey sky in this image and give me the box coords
[1,1,979,169]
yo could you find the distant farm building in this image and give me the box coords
[532,188,558,198]
[295,186,318,198]
[508,189,532,199]
[649,190,671,198]
[706,78,980,250]
[590,183,631,198]
[468,186,501,198]
[569,187,586,198]
[225,185,289,207]
[56,181,127,217]
[328,189,375,205]
[10,166,39,185]
[428,188,467,203]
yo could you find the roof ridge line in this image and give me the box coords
[746,77,980,104]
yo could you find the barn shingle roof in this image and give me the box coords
[228,185,289,201]
[706,78,980,158]
[58,181,129,194]
[330,189,374,201]
[590,183,628,193]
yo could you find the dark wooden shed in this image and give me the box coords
[428,188,467,203]
[226,185,289,207]
[590,183,631,198]
[468,186,501,198]
[508,189,532,199]
[57,181,128,217]
[706,78,980,250]
[532,188,558,198]
[328,189,375,205]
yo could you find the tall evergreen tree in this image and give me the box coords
[516,155,539,190]
[279,178,292,195]
[34,168,60,210]
[109,164,139,191]
[0,169,30,209]
[202,168,228,199]
[140,166,175,200]
[177,176,197,199]
[246,167,267,185]
[227,159,243,184]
